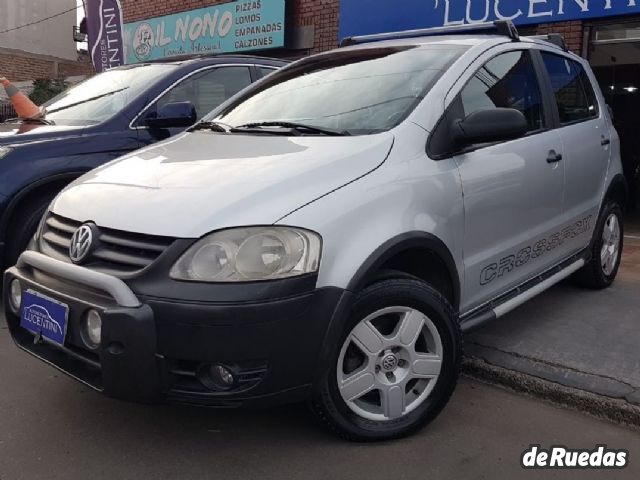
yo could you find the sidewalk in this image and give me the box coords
[464,223,640,424]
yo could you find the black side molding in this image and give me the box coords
[346,231,461,311]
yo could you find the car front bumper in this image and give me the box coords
[3,251,347,407]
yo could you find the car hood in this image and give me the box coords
[52,131,394,238]
[0,122,84,144]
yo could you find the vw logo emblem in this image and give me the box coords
[382,354,399,372]
[69,224,95,264]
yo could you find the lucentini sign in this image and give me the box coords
[123,0,285,63]
[340,0,640,39]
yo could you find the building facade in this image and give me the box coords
[0,0,94,81]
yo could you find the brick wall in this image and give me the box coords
[536,21,584,54]
[0,51,94,82]
[290,0,339,52]
[58,60,96,78]
[120,0,340,54]
[0,53,55,82]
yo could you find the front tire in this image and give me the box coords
[310,279,461,441]
[575,201,623,289]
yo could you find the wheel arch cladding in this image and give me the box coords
[346,232,461,312]
[604,173,628,210]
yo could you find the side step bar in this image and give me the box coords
[460,258,585,333]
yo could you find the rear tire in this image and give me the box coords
[575,201,623,289]
[4,195,53,269]
[310,279,461,442]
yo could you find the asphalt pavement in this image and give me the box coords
[465,232,640,413]
[1,324,639,480]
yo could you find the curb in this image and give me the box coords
[465,342,640,403]
[462,355,640,430]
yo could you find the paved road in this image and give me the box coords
[466,236,640,403]
[1,329,639,480]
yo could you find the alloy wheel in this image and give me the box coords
[601,213,621,276]
[337,306,443,422]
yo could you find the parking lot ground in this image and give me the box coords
[0,319,639,480]
[465,230,640,417]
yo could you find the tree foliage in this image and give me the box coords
[29,79,68,106]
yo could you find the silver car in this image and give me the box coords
[4,21,626,441]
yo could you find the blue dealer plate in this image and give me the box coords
[20,290,69,346]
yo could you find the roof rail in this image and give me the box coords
[340,20,520,47]
[526,34,569,51]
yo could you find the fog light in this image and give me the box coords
[211,364,234,386]
[196,363,238,391]
[81,309,102,349]
[9,279,22,313]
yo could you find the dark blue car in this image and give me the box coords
[0,55,285,269]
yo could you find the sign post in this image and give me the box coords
[86,0,125,72]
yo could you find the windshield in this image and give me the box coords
[41,64,178,126]
[211,45,468,135]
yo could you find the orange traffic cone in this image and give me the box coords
[0,77,42,120]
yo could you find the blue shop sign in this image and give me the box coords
[123,0,285,63]
[340,0,640,40]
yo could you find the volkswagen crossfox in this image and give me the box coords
[4,21,626,441]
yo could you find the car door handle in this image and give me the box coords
[601,137,611,146]
[546,150,563,163]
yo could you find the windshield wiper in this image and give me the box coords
[231,121,351,136]
[3,116,54,125]
[45,87,129,115]
[190,121,231,133]
[22,117,55,125]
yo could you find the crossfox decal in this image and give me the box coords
[480,215,593,286]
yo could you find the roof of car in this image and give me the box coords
[143,53,289,65]
[336,34,577,60]
[106,54,288,74]
[343,34,505,49]
[338,21,574,56]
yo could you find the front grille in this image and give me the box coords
[40,212,175,276]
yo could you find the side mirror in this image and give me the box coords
[452,108,528,147]
[145,101,197,129]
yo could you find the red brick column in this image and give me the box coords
[291,0,339,52]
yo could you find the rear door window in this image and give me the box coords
[540,52,599,125]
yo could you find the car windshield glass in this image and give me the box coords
[210,45,468,135]
[41,64,177,126]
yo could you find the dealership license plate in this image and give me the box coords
[20,290,69,346]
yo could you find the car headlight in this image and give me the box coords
[170,227,322,282]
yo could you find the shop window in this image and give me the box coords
[153,67,252,122]
[541,52,599,125]
[459,50,544,133]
